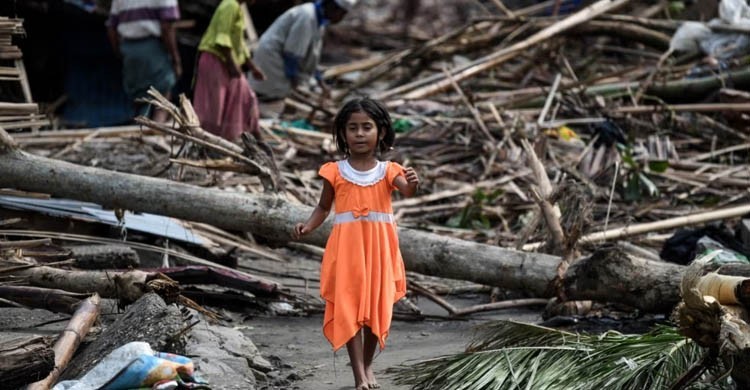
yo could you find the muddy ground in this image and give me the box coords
[248,306,540,390]
[236,251,542,390]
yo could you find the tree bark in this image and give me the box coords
[0,334,54,389]
[0,286,89,314]
[0,129,692,311]
[14,267,153,303]
[564,247,685,312]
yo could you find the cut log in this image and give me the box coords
[0,128,693,312]
[13,267,154,303]
[69,244,140,269]
[0,334,54,389]
[0,286,89,314]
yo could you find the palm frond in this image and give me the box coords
[391,321,731,390]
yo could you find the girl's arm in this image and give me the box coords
[393,167,420,197]
[292,180,334,239]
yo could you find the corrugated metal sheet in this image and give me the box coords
[0,195,209,246]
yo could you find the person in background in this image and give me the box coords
[192,0,266,141]
[107,0,182,122]
[249,0,356,101]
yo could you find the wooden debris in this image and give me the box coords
[27,293,100,390]
[0,334,54,390]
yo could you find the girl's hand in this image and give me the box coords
[292,222,309,240]
[404,167,420,185]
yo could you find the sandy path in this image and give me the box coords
[247,306,541,389]
[240,253,542,389]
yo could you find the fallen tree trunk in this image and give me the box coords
[0,128,561,297]
[14,267,155,303]
[564,246,684,312]
[0,128,689,311]
[0,286,89,314]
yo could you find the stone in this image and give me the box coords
[185,312,273,390]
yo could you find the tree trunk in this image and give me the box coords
[0,129,690,311]
[0,286,89,314]
[14,266,153,303]
[0,129,562,297]
[0,334,54,389]
[563,247,684,312]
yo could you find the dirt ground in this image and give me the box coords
[247,305,541,390]
[239,251,542,390]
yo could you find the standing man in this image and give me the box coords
[249,0,356,101]
[107,0,182,122]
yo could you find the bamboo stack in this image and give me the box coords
[0,17,49,130]
[0,17,23,60]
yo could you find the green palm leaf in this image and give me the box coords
[392,321,731,390]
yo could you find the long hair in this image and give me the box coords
[332,97,395,155]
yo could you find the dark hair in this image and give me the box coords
[332,97,395,155]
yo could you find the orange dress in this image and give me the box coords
[318,159,407,351]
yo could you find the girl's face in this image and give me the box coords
[345,111,381,157]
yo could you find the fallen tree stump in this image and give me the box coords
[0,334,54,389]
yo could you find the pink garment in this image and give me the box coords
[192,51,259,140]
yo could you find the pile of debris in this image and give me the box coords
[3,0,750,388]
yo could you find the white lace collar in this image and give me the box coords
[337,159,386,187]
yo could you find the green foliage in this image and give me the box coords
[669,1,686,15]
[446,188,502,229]
[392,118,415,133]
[392,321,730,390]
[618,144,667,202]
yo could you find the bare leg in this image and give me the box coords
[346,329,369,389]
[363,326,380,388]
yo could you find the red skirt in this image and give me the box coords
[192,52,259,141]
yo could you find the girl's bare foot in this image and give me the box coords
[355,384,369,390]
[365,367,380,388]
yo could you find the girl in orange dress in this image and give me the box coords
[292,97,419,390]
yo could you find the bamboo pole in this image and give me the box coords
[524,203,750,250]
[27,294,100,390]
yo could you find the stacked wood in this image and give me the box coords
[0,17,49,128]
[0,17,23,60]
